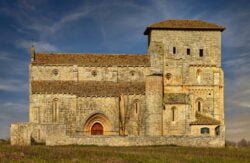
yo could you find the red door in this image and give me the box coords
[91,123,103,135]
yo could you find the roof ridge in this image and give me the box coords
[144,19,225,35]
[36,52,146,56]
[32,52,150,66]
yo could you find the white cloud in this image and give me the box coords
[48,10,90,34]
[0,79,28,92]
[0,52,12,61]
[16,40,59,52]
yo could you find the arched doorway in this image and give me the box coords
[83,113,112,135]
[91,123,103,135]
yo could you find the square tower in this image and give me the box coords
[145,20,225,137]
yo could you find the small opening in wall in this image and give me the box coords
[172,107,176,121]
[201,127,210,134]
[165,73,172,80]
[173,47,176,54]
[198,101,201,112]
[52,69,58,76]
[199,49,204,57]
[187,48,190,55]
[92,70,97,77]
[215,126,220,136]
[130,71,135,76]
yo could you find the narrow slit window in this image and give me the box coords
[172,107,176,121]
[173,47,176,54]
[199,49,203,57]
[52,99,58,123]
[187,48,190,55]
[198,101,201,112]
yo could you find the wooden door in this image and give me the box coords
[91,123,103,135]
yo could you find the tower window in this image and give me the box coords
[196,69,202,84]
[173,47,176,54]
[199,49,203,57]
[198,101,201,112]
[187,48,190,55]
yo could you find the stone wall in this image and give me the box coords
[149,29,224,136]
[150,30,221,66]
[46,135,225,147]
[145,75,163,136]
[163,104,191,135]
[11,122,225,147]
[11,123,66,145]
[30,65,150,82]
[29,93,147,137]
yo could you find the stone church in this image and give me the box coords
[11,19,225,147]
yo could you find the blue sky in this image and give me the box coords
[0,0,249,141]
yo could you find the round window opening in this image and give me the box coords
[166,73,172,80]
[52,69,59,76]
[92,70,97,77]
[130,71,135,76]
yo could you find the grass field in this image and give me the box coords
[0,142,250,162]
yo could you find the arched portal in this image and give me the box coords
[91,123,103,135]
[83,113,112,136]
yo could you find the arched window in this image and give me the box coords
[201,127,210,134]
[196,98,203,112]
[52,98,59,123]
[215,126,220,136]
[196,69,202,84]
[198,101,201,112]
[171,107,176,121]
[134,100,140,114]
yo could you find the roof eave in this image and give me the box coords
[144,27,225,35]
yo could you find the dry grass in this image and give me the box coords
[0,142,250,162]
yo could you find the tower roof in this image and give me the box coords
[144,19,225,35]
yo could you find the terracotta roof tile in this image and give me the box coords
[32,53,150,66]
[164,93,190,104]
[190,112,221,125]
[31,80,145,96]
[144,19,225,34]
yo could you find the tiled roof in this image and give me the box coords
[144,19,225,34]
[164,93,190,104]
[32,53,150,66]
[31,80,145,96]
[190,112,221,125]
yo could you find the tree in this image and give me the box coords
[238,138,248,147]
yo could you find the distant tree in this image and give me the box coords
[238,138,248,147]
[225,140,236,147]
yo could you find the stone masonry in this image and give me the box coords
[11,19,225,147]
